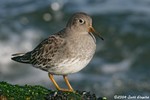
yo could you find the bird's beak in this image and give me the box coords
[88,26,104,40]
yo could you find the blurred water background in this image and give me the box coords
[0,0,150,99]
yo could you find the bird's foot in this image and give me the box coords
[58,88,74,92]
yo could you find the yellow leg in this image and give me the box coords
[48,73,60,90]
[48,73,73,92]
[63,75,74,91]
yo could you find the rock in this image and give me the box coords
[0,81,107,100]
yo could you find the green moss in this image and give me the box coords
[0,81,106,100]
[0,81,50,100]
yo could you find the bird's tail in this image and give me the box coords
[11,52,31,64]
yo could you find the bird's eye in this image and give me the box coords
[78,18,85,24]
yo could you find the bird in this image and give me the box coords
[11,12,104,92]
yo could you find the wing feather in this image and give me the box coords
[30,35,65,67]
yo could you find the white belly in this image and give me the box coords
[47,58,92,75]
